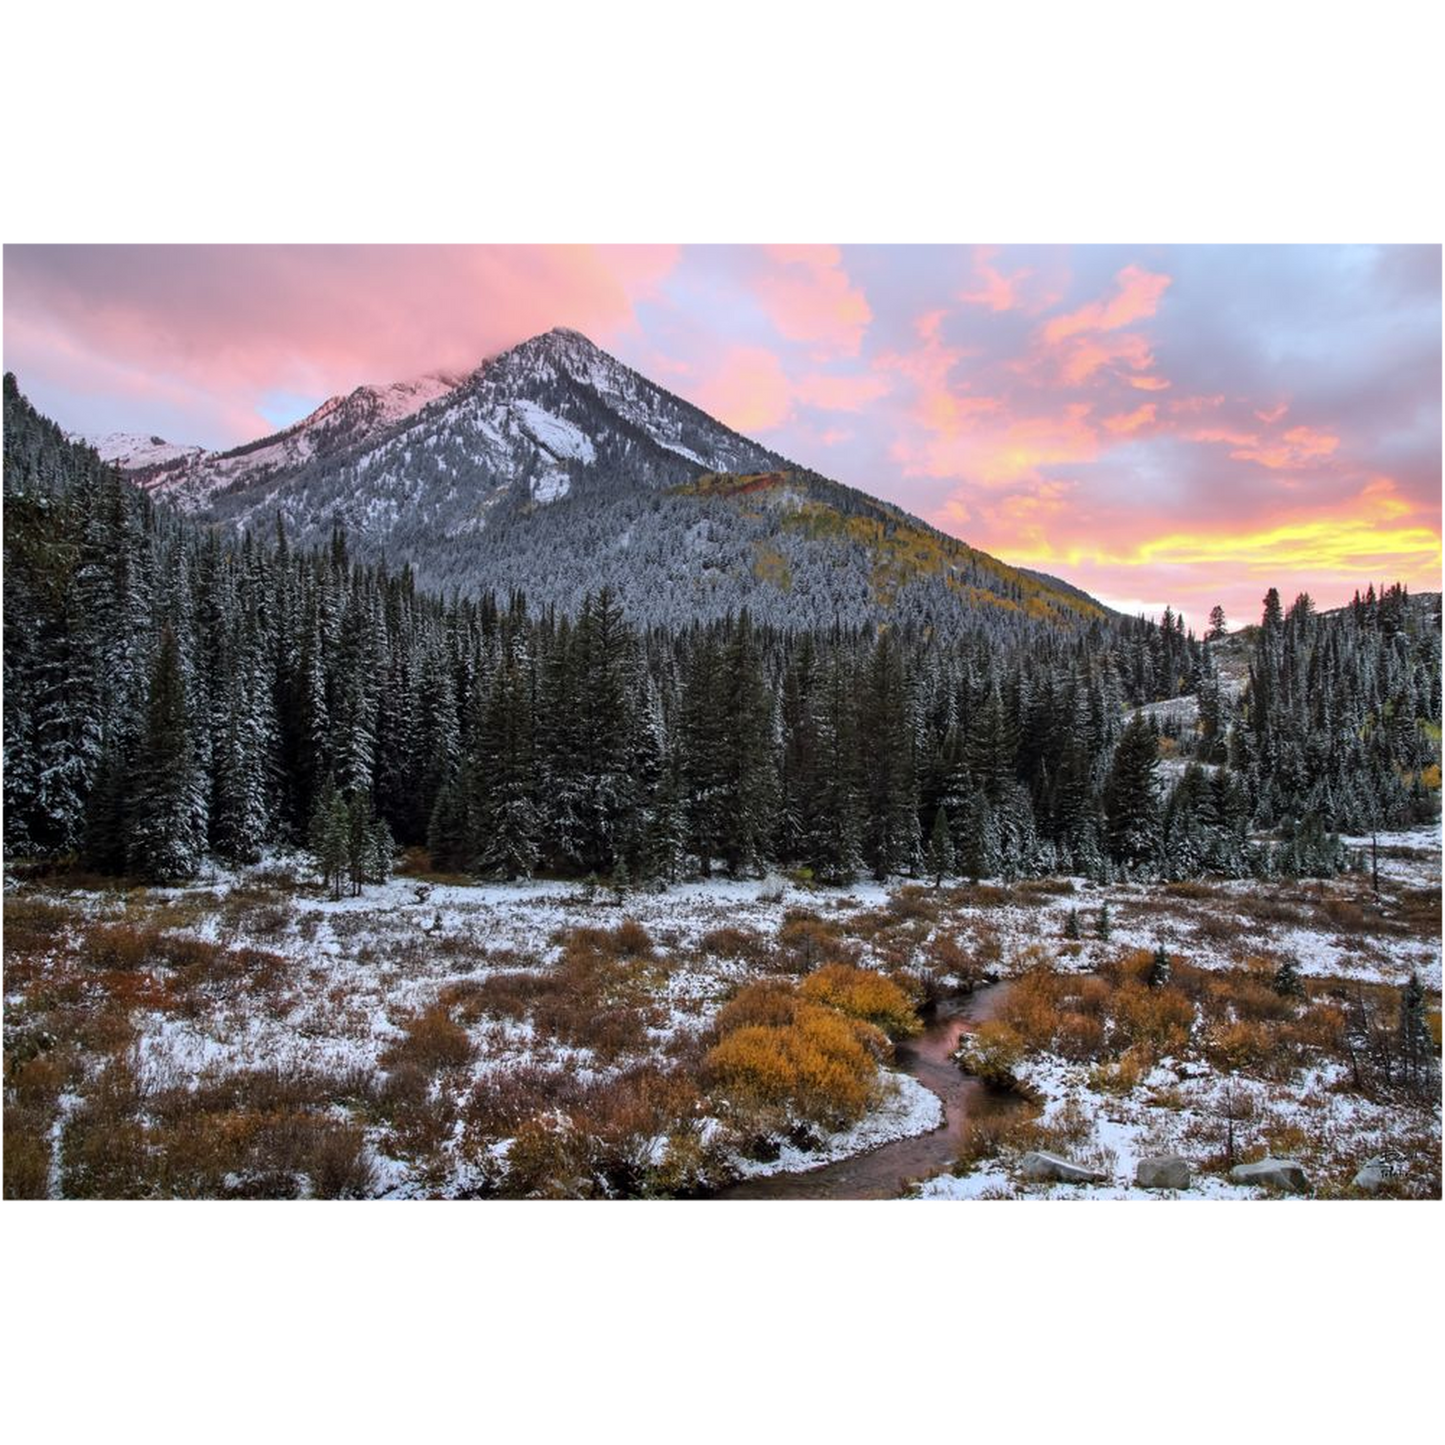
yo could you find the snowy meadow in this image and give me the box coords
[5,826,1439,1200]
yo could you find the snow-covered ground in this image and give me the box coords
[8,822,1438,1198]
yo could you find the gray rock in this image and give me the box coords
[1017,1150,1106,1184]
[1136,1155,1191,1190]
[1352,1158,1394,1192]
[1230,1157,1309,1193]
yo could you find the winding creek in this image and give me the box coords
[713,980,1027,1200]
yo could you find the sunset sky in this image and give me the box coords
[4,243,1439,630]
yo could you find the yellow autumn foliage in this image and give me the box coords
[704,989,889,1129]
[798,963,921,1038]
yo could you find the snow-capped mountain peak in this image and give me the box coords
[71,329,1108,632]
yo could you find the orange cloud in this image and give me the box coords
[897,402,1099,485]
[1231,424,1340,470]
[1255,401,1289,423]
[1055,330,1156,386]
[1103,402,1157,435]
[1359,474,1414,519]
[1042,264,1172,344]
[754,245,871,357]
[1128,374,1171,391]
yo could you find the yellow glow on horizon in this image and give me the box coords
[1002,516,1441,577]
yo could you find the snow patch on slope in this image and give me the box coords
[74,432,205,469]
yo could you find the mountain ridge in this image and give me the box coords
[59,329,1110,632]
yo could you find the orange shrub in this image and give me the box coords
[1088,1043,1153,1095]
[1281,1002,1347,1053]
[715,981,801,1035]
[1204,1019,1275,1071]
[1001,969,1062,1050]
[703,1002,883,1129]
[798,963,920,1038]
[1111,983,1194,1052]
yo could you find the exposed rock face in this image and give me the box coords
[1017,1150,1106,1184]
[1135,1155,1191,1190]
[1230,1158,1309,1193]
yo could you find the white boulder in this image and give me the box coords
[1230,1157,1309,1193]
[1135,1155,1191,1190]
[1017,1150,1106,1184]
[1352,1158,1394,1192]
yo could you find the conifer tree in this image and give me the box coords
[1104,713,1161,870]
[308,778,350,900]
[1273,956,1304,999]
[1147,943,1171,989]
[129,626,208,881]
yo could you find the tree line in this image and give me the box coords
[5,373,1440,887]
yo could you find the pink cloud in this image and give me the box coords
[753,245,871,358]
[1169,393,1226,415]
[1231,424,1341,470]
[960,248,1032,312]
[689,345,794,433]
[1042,264,1173,344]
[5,244,680,445]
[794,372,893,411]
[1053,330,1157,386]
[1103,402,1157,435]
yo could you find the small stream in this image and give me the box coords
[712,980,1026,1200]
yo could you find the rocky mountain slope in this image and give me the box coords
[80,329,1108,631]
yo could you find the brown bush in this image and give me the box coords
[2,896,76,956]
[1164,880,1215,901]
[465,1064,581,1140]
[924,932,989,990]
[382,1006,474,1072]
[776,913,851,972]
[715,981,802,1035]
[82,923,159,970]
[503,1115,597,1199]
[1054,1012,1107,1061]
[887,886,940,923]
[698,926,774,967]
[946,883,1011,908]
[307,1122,376,1199]
[1320,897,1372,934]
[471,969,543,1020]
